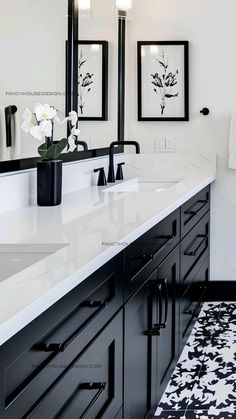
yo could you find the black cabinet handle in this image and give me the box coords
[144,281,161,336]
[184,199,209,216]
[39,295,110,353]
[159,278,168,329]
[5,105,17,148]
[184,299,203,317]
[131,234,175,282]
[184,234,208,257]
[80,382,106,419]
[145,278,168,336]
[41,343,65,352]
[184,285,207,317]
[80,300,108,309]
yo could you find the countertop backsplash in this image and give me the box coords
[0,154,129,214]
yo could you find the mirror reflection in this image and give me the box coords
[78,0,118,149]
[0,0,117,163]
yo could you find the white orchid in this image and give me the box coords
[68,111,78,126]
[21,104,83,160]
[71,125,80,137]
[30,120,52,141]
[21,108,33,133]
[34,103,57,121]
[59,110,78,126]
[67,124,80,152]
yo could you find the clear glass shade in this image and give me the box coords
[113,0,133,19]
[78,0,92,18]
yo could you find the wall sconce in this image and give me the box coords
[114,0,133,19]
[78,0,92,18]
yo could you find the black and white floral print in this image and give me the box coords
[155,302,236,419]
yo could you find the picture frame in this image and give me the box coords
[137,41,189,121]
[77,40,108,121]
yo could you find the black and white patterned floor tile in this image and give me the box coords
[155,302,236,419]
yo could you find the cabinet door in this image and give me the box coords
[22,312,123,419]
[155,248,180,401]
[124,248,179,418]
[124,276,158,419]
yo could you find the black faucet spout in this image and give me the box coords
[75,140,88,151]
[108,141,141,183]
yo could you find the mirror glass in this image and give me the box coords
[78,0,118,149]
[0,0,117,164]
[0,0,68,162]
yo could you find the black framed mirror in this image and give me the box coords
[0,0,125,174]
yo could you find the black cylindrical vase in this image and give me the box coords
[37,160,62,206]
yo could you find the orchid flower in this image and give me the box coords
[21,108,33,133]
[30,120,52,141]
[67,124,80,152]
[34,103,57,121]
[59,111,78,127]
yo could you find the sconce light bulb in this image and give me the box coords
[79,0,91,10]
[116,0,132,11]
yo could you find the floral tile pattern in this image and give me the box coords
[155,302,236,419]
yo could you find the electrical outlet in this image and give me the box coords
[165,137,175,151]
[155,137,165,152]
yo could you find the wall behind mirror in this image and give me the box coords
[78,0,118,149]
[0,0,68,162]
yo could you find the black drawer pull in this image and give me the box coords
[184,199,209,216]
[131,233,175,282]
[80,300,108,309]
[184,234,208,256]
[184,301,202,317]
[80,382,106,419]
[42,343,65,352]
[80,382,106,391]
[183,285,207,317]
[40,299,109,353]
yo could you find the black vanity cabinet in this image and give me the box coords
[0,186,211,419]
[123,247,180,419]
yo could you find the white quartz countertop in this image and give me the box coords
[0,153,216,346]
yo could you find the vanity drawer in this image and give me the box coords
[0,254,123,418]
[181,186,210,238]
[124,209,180,301]
[179,257,209,347]
[180,211,209,288]
[8,312,122,419]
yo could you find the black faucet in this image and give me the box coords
[108,141,140,183]
[75,140,88,151]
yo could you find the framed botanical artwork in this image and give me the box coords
[77,41,108,121]
[137,41,189,121]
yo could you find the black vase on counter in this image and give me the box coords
[37,160,63,206]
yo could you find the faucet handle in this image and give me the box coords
[94,167,107,186]
[116,162,125,181]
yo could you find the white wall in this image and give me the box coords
[125,0,236,281]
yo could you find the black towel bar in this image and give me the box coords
[5,105,18,148]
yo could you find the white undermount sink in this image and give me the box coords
[0,243,67,282]
[103,178,181,193]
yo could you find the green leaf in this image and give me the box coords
[38,138,68,160]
